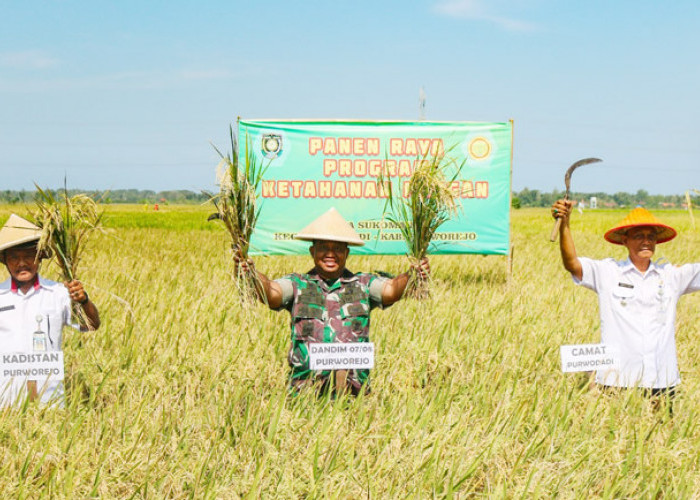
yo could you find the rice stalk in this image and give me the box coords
[206,126,268,304]
[379,147,464,299]
[0,204,699,496]
[31,183,104,327]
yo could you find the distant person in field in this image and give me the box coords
[239,207,429,396]
[0,214,100,407]
[552,199,700,407]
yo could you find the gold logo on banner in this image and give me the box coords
[262,134,283,159]
[468,137,491,160]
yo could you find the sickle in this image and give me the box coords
[563,157,602,199]
[550,157,602,242]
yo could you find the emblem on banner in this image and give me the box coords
[468,137,491,160]
[261,134,283,159]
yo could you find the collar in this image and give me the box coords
[621,258,660,276]
[11,274,40,293]
[306,267,357,283]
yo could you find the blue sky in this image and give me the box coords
[1,0,699,194]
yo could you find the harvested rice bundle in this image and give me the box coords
[32,184,103,327]
[381,149,463,299]
[207,126,267,303]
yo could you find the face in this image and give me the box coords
[310,240,349,279]
[622,226,658,262]
[4,246,40,284]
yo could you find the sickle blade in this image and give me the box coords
[564,157,602,193]
[550,156,602,242]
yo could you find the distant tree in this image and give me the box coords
[613,192,633,207]
[517,188,540,207]
[635,189,649,206]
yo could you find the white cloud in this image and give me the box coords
[434,0,538,32]
[0,50,60,69]
[436,0,486,17]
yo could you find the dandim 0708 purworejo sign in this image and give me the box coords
[238,120,513,256]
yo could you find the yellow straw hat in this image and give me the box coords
[294,207,365,246]
[604,207,676,245]
[0,214,43,264]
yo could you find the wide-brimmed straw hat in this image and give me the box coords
[604,207,676,245]
[0,214,43,264]
[294,207,365,246]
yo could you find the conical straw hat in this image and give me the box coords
[604,207,676,245]
[294,207,365,246]
[0,214,43,263]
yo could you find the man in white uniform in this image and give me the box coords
[552,201,700,407]
[0,214,100,407]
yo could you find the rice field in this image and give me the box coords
[1,204,700,498]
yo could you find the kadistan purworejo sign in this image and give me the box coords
[238,120,513,255]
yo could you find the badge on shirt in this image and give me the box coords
[657,279,669,313]
[613,283,634,306]
[0,305,15,313]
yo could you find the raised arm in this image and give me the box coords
[381,257,430,306]
[552,199,582,280]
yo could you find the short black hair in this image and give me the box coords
[10,241,40,251]
[1,240,48,265]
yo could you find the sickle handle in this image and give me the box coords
[549,217,562,242]
[549,194,569,242]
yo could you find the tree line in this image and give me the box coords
[0,188,692,209]
[0,189,209,205]
[511,188,690,209]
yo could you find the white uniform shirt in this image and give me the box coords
[575,257,700,388]
[0,276,71,406]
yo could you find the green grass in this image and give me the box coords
[103,205,218,231]
[1,204,699,497]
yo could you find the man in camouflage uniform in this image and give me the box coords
[242,207,429,395]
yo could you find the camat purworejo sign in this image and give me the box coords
[238,120,513,256]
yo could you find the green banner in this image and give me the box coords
[239,120,512,256]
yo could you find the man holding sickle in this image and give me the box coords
[552,199,700,410]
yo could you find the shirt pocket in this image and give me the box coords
[655,284,672,313]
[339,301,370,338]
[39,308,64,351]
[611,284,635,306]
[291,303,324,340]
[0,301,17,335]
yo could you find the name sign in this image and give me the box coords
[0,352,65,382]
[560,343,619,373]
[308,342,374,370]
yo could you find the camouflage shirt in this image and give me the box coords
[275,268,388,392]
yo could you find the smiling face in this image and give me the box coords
[310,240,349,280]
[621,226,658,267]
[4,244,40,287]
